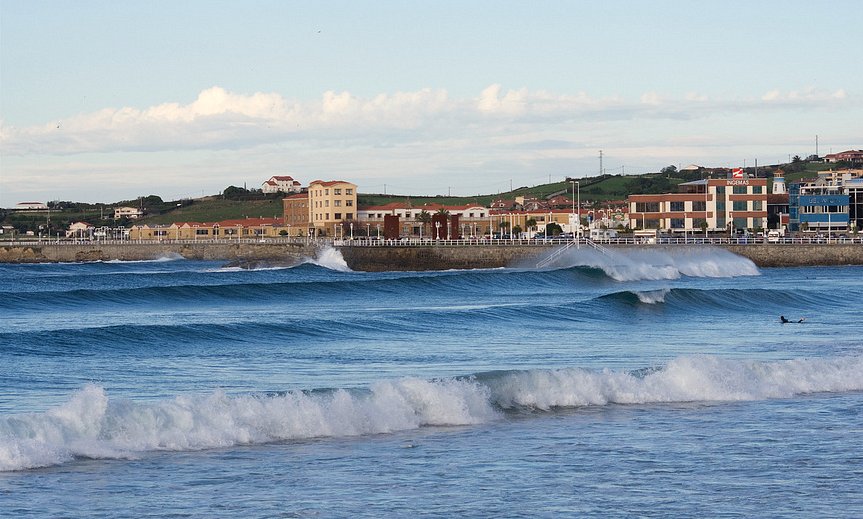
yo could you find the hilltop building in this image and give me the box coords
[261,175,303,194]
[14,202,49,211]
[114,206,144,219]
[824,150,863,165]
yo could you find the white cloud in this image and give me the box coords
[1,85,853,157]
[1,84,858,205]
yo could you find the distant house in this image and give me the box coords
[824,150,863,165]
[261,175,303,194]
[114,206,144,219]
[66,222,94,239]
[14,202,49,211]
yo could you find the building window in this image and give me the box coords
[733,201,748,211]
[635,202,660,212]
[346,200,353,207]
[752,200,763,211]
[346,188,353,195]
[334,200,342,207]
[196,229,209,235]
[346,213,353,220]
[733,186,747,194]
[334,188,342,195]
[325,200,329,207]
[692,201,706,211]
[716,186,726,195]
[335,213,342,220]
[670,218,685,229]
[753,186,763,194]
[670,201,685,212]
[326,213,330,220]
[325,189,329,195]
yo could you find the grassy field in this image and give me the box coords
[139,198,285,224]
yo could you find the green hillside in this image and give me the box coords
[2,160,844,236]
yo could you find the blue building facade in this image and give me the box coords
[789,181,849,233]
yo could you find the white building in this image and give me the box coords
[114,206,144,219]
[66,222,94,239]
[14,202,49,210]
[262,175,303,194]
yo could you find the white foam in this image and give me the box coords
[309,246,352,272]
[3,355,861,472]
[0,378,495,472]
[556,246,759,281]
[634,288,670,304]
[487,355,863,410]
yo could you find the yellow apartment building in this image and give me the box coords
[307,180,357,236]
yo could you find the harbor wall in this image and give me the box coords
[0,242,318,266]
[338,243,863,270]
[2,242,863,270]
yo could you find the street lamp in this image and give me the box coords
[350,222,354,240]
[435,221,441,240]
[376,223,381,238]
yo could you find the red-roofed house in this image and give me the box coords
[261,175,303,194]
[824,150,863,165]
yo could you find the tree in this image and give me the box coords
[661,165,678,177]
[525,218,537,234]
[512,225,523,236]
[546,222,563,236]
[417,210,431,236]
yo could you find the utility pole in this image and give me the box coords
[599,150,603,175]
[816,134,819,157]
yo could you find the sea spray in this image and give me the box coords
[3,355,862,472]
[309,246,351,271]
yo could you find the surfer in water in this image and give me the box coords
[780,315,805,323]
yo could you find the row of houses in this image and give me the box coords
[50,161,863,241]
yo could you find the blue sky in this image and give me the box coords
[1,0,860,206]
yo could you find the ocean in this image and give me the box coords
[1,246,861,517]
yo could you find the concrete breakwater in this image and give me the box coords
[2,241,863,269]
[0,241,319,266]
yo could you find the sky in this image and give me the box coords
[1,0,860,206]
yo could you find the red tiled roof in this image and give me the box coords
[309,180,354,187]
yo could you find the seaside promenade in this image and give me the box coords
[3,236,863,270]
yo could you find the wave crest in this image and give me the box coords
[3,355,861,472]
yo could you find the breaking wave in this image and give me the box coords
[3,355,861,472]
[546,246,760,281]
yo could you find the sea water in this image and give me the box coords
[1,247,861,517]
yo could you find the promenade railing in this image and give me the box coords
[4,236,863,247]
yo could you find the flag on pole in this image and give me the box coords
[732,168,744,178]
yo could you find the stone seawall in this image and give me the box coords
[2,242,862,270]
[0,242,319,265]
[337,243,863,271]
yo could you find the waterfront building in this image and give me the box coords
[627,174,768,234]
[307,180,357,237]
[66,221,94,239]
[261,175,303,194]
[129,218,288,240]
[282,193,310,236]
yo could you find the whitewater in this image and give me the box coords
[1,246,861,517]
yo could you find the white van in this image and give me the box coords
[767,231,781,243]
[590,229,618,241]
